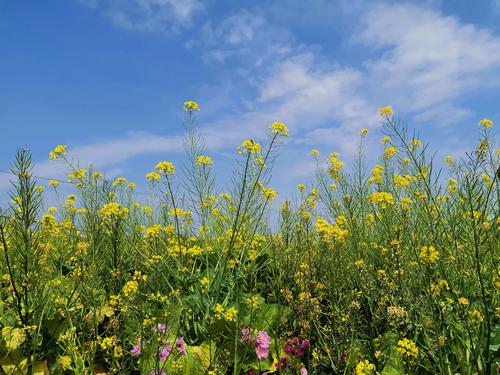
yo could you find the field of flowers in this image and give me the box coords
[0,102,498,374]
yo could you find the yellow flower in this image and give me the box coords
[98,202,129,221]
[49,179,60,187]
[184,101,200,111]
[49,145,67,160]
[419,245,439,265]
[68,169,87,180]
[196,155,213,166]
[478,118,493,128]
[458,297,469,306]
[155,161,175,175]
[381,136,391,144]
[297,183,305,192]
[327,152,344,181]
[261,186,278,201]
[397,338,418,360]
[310,149,319,157]
[112,177,127,187]
[101,336,115,350]
[200,277,209,287]
[445,155,453,165]
[146,171,161,181]
[239,139,261,154]
[368,192,395,209]
[360,128,368,136]
[57,355,72,370]
[368,164,384,184]
[383,147,399,159]
[224,306,238,322]
[269,121,288,136]
[215,304,224,319]
[379,105,393,117]
[355,359,375,374]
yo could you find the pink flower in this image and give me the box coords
[156,323,167,333]
[300,367,308,375]
[159,344,172,361]
[175,337,187,356]
[131,340,141,356]
[255,344,269,360]
[241,326,250,342]
[149,371,166,375]
[256,331,271,349]
[300,340,310,350]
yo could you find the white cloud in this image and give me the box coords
[356,3,500,122]
[79,0,204,33]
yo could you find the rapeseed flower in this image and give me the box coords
[184,101,199,111]
[379,105,393,117]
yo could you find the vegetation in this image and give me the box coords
[0,103,498,374]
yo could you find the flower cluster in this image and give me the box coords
[155,161,175,175]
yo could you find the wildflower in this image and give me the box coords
[128,182,136,189]
[458,297,469,306]
[297,183,305,192]
[155,161,175,175]
[419,245,439,265]
[478,118,493,128]
[269,121,288,136]
[200,277,209,287]
[300,367,308,375]
[379,105,393,117]
[215,304,224,319]
[49,179,60,187]
[327,152,344,181]
[394,174,412,188]
[397,338,418,360]
[241,326,250,342]
[368,192,395,209]
[112,177,127,187]
[355,359,375,374]
[310,149,319,157]
[98,202,129,221]
[360,128,368,136]
[101,336,115,350]
[399,197,412,211]
[196,155,213,166]
[239,139,261,154]
[175,337,187,356]
[184,101,199,111]
[131,339,142,356]
[261,186,278,201]
[146,171,161,181]
[368,165,384,184]
[224,306,238,322]
[49,145,67,160]
[255,331,271,360]
[57,355,72,370]
[159,344,172,360]
[383,146,399,159]
[68,169,87,180]
[150,371,166,375]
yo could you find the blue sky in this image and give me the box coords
[1,0,499,201]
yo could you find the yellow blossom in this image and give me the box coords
[478,118,493,128]
[146,171,161,181]
[49,145,67,160]
[379,105,393,117]
[184,101,200,111]
[155,161,175,175]
[196,155,213,166]
[269,121,288,136]
[239,139,261,154]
